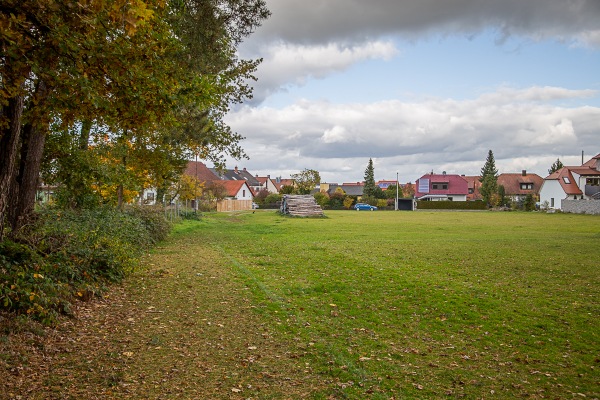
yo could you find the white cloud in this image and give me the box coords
[225,86,600,182]
[248,40,398,103]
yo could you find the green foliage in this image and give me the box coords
[291,169,320,194]
[417,200,487,210]
[313,192,330,208]
[524,194,537,211]
[0,207,170,323]
[479,150,499,206]
[264,193,282,204]
[548,158,564,174]
[362,158,378,198]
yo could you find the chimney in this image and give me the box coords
[522,170,526,176]
[234,166,238,173]
[267,174,270,179]
[243,167,247,172]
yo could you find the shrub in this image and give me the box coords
[416,201,487,210]
[0,206,171,324]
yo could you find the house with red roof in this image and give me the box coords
[255,175,279,194]
[414,173,468,201]
[539,153,600,210]
[497,171,544,203]
[463,176,483,201]
[214,179,254,200]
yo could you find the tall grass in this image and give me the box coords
[178,210,600,398]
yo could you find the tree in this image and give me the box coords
[479,150,499,206]
[548,158,564,174]
[497,185,509,207]
[291,169,320,194]
[313,191,330,208]
[1,0,270,238]
[363,158,378,198]
[385,184,403,199]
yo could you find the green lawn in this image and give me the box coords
[178,210,600,399]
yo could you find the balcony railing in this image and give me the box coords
[585,185,600,199]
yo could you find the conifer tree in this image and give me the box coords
[548,158,564,174]
[363,158,378,198]
[479,150,498,206]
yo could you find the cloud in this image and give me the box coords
[247,40,398,103]
[225,86,600,182]
[249,0,600,48]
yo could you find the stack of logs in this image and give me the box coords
[280,195,324,217]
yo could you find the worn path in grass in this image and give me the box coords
[1,221,325,399]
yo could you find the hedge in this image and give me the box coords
[416,200,487,210]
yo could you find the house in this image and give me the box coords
[414,173,468,201]
[210,166,262,193]
[215,179,254,200]
[377,180,397,191]
[497,171,544,202]
[255,175,279,194]
[273,177,295,192]
[539,153,600,210]
[463,176,483,201]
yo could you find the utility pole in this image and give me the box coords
[395,172,399,211]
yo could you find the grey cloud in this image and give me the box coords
[248,0,600,47]
[225,87,600,181]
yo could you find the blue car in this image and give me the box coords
[354,203,377,211]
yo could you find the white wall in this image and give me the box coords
[235,185,254,200]
[539,180,566,209]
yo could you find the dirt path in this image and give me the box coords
[2,234,326,399]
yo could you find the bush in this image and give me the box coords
[0,206,171,324]
[416,201,487,210]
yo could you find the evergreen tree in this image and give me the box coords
[363,158,378,198]
[548,158,564,174]
[479,150,499,206]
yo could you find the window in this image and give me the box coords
[432,183,448,190]
[468,188,474,194]
[586,178,600,186]
[243,189,246,197]
[563,177,571,184]
[550,198,554,207]
[146,192,154,201]
[520,183,533,190]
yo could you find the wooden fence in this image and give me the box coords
[217,199,253,212]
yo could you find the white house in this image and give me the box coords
[539,153,600,210]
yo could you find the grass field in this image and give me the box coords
[179,210,599,398]
[3,209,598,399]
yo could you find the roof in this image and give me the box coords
[415,174,468,198]
[184,161,219,182]
[274,178,295,191]
[546,167,583,195]
[497,172,544,195]
[211,167,261,186]
[463,175,483,201]
[214,180,252,197]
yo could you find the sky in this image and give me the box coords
[222,0,600,184]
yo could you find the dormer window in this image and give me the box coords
[520,183,533,190]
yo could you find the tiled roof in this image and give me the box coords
[546,167,583,195]
[415,174,468,198]
[497,172,544,195]
[184,161,219,182]
[463,175,483,201]
[214,180,250,197]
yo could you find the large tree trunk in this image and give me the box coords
[7,80,50,235]
[8,123,47,233]
[0,93,25,240]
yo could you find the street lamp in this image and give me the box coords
[395,172,399,211]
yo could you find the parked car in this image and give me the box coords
[252,202,259,209]
[354,203,377,211]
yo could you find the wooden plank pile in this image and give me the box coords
[280,194,324,217]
